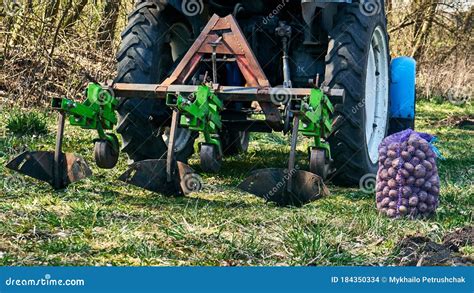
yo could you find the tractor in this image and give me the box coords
[7,0,417,206]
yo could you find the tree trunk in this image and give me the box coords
[44,0,60,19]
[411,0,437,60]
[63,0,89,30]
[97,0,121,50]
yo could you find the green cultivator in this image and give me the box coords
[7,3,393,207]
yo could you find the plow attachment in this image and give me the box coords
[238,168,329,207]
[6,151,91,190]
[119,109,202,196]
[118,160,199,196]
[5,14,341,207]
[6,113,92,189]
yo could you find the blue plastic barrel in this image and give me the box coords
[390,57,416,119]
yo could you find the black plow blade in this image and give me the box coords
[238,168,330,207]
[6,151,92,189]
[118,159,202,196]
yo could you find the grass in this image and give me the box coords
[0,101,472,266]
[6,111,48,136]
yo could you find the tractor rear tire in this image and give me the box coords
[115,1,195,163]
[325,2,390,185]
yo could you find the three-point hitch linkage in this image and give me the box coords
[7,15,342,206]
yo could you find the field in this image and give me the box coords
[0,101,472,266]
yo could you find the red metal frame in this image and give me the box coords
[112,14,344,130]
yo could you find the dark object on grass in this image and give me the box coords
[376,129,441,218]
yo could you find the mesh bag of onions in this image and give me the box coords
[376,129,441,218]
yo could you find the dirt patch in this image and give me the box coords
[396,227,473,266]
[434,114,474,130]
[443,226,473,252]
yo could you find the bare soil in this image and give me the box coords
[396,226,473,266]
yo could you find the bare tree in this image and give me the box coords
[97,0,122,50]
[411,0,438,59]
[63,0,89,29]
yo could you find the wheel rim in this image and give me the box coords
[162,23,193,152]
[365,26,389,164]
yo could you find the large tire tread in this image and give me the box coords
[115,1,194,163]
[325,2,389,185]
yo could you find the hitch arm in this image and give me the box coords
[51,83,120,151]
[298,89,335,156]
[166,85,224,154]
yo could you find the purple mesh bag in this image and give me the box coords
[376,129,440,218]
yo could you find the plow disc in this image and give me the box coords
[238,168,329,207]
[6,151,92,190]
[119,160,201,196]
